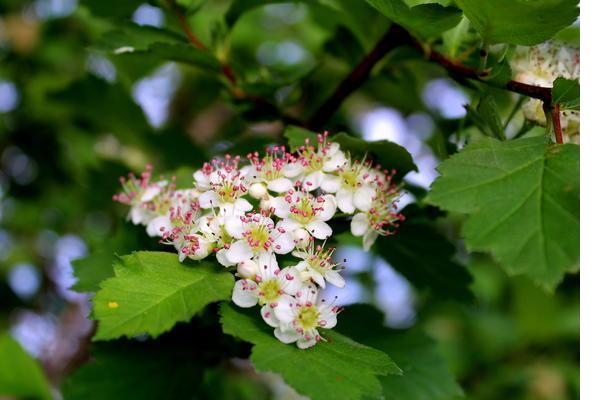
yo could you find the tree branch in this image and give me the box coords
[306,23,554,129]
[551,103,564,144]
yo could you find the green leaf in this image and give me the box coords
[283,125,318,151]
[477,95,506,140]
[429,137,580,289]
[93,252,234,340]
[365,0,463,38]
[81,0,144,18]
[376,217,474,302]
[0,334,52,400]
[552,78,580,111]
[336,305,464,400]
[72,250,116,293]
[95,23,220,70]
[455,0,579,45]
[333,133,417,180]
[220,303,401,400]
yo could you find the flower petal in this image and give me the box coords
[272,294,296,323]
[272,197,291,218]
[319,194,337,221]
[354,186,376,212]
[324,270,345,288]
[279,267,302,295]
[323,151,347,172]
[363,229,378,251]
[261,305,280,328]
[306,220,332,240]
[272,232,295,254]
[274,327,300,344]
[303,171,324,191]
[216,248,236,267]
[224,215,245,239]
[351,213,369,236]
[336,188,355,213]
[146,215,171,237]
[226,240,253,263]
[267,178,293,193]
[297,333,317,349]
[199,190,219,209]
[317,305,338,328]
[320,174,341,193]
[232,279,259,308]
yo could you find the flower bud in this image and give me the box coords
[293,228,310,248]
[237,259,259,278]
[249,182,267,199]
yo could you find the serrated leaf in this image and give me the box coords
[336,305,464,400]
[332,132,417,180]
[365,0,462,39]
[552,77,580,111]
[93,252,234,340]
[220,303,401,400]
[376,218,474,301]
[455,0,579,45]
[0,334,52,400]
[429,137,579,289]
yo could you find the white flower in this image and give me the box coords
[273,190,337,240]
[327,160,380,214]
[197,214,237,267]
[296,134,348,191]
[273,284,340,349]
[243,146,295,194]
[292,243,345,288]
[350,187,405,250]
[220,213,295,264]
[232,252,302,327]
[194,160,252,216]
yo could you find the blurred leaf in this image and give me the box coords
[93,252,234,340]
[455,0,579,45]
[283,125,317,150]
[337,305,464,400]
[376,220,474,301]
[72,250,116,293]
[429,137,580,290]
[553,26,580,46]
[0,334,52,400]
[220,303,401,400]
[476,94,506,140]
[552,78,580,111]
[332,133,418,180]
[365,1,463,38]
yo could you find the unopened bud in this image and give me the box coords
[249,183,267,199]
[293,228,310,248]
[237,259,259,278]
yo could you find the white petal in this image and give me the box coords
[317,305,338,328]
[351,213,369,236]
[237,259,260,278]
[306,220,332,240]
[224,216,245,239]
[292,228,310,248]
[277,218,301,233]
[303,171,324,191]
[310,271,326,288]
[279,267,302,295]
[272,232,295,254]
[320,174,342,193]
[272,294,296,323]
[319,194,337,221]
[363,229,378,251]
[261,305,280,328]
[324,270,345,288]
[234,198,253,213]
[267,178,293,193]
[216,248,236,267]
[257,251,279,278]
[141,186,161,202]
[226,240,254,263]
[199,190,219,209]
[249,182,267,199]
[193,171,211,190]
[272,197,291,218]
[129,206,146,225]
[274,327,301,344]
[283,161,303,178]
[294,260,310,272]
[297,334,317,349]
[323,151,347,172]
[336,188,355,214]
[232,279,259,308]
[354,186,376,212]
[146,215,171,237]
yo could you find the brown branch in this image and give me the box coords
[167,0,206,51]
[551,103,564,144]
[306,24,554,130]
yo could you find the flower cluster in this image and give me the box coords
[113,133,404,348]
[511,41,580,142]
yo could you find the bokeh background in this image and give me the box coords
[0,0,579,399]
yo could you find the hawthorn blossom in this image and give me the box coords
[244,146,295,196]
[220,213,295,264]
[273,284,340,349]
[295,132,347,191]
[292,242,345,288]
[232,252,302,326]
[273,190,337,240]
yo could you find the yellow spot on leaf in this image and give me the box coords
[108,301,119,309]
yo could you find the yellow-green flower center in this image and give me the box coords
[258,279,281,304]
[291,198,315,225]
[247,224,270,250]
[297,305,320,330]
[341,169,359,189]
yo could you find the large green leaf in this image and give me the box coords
[365,0,462,39]
[332,133,417,180]
[552,78,580,111]
[93,252,234,340]
[376,213,474,302]
[337,305,464,400]
[429,137,580,289]
[220,303,401,400]
[455,0,579,45]
[0,334,52,400]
